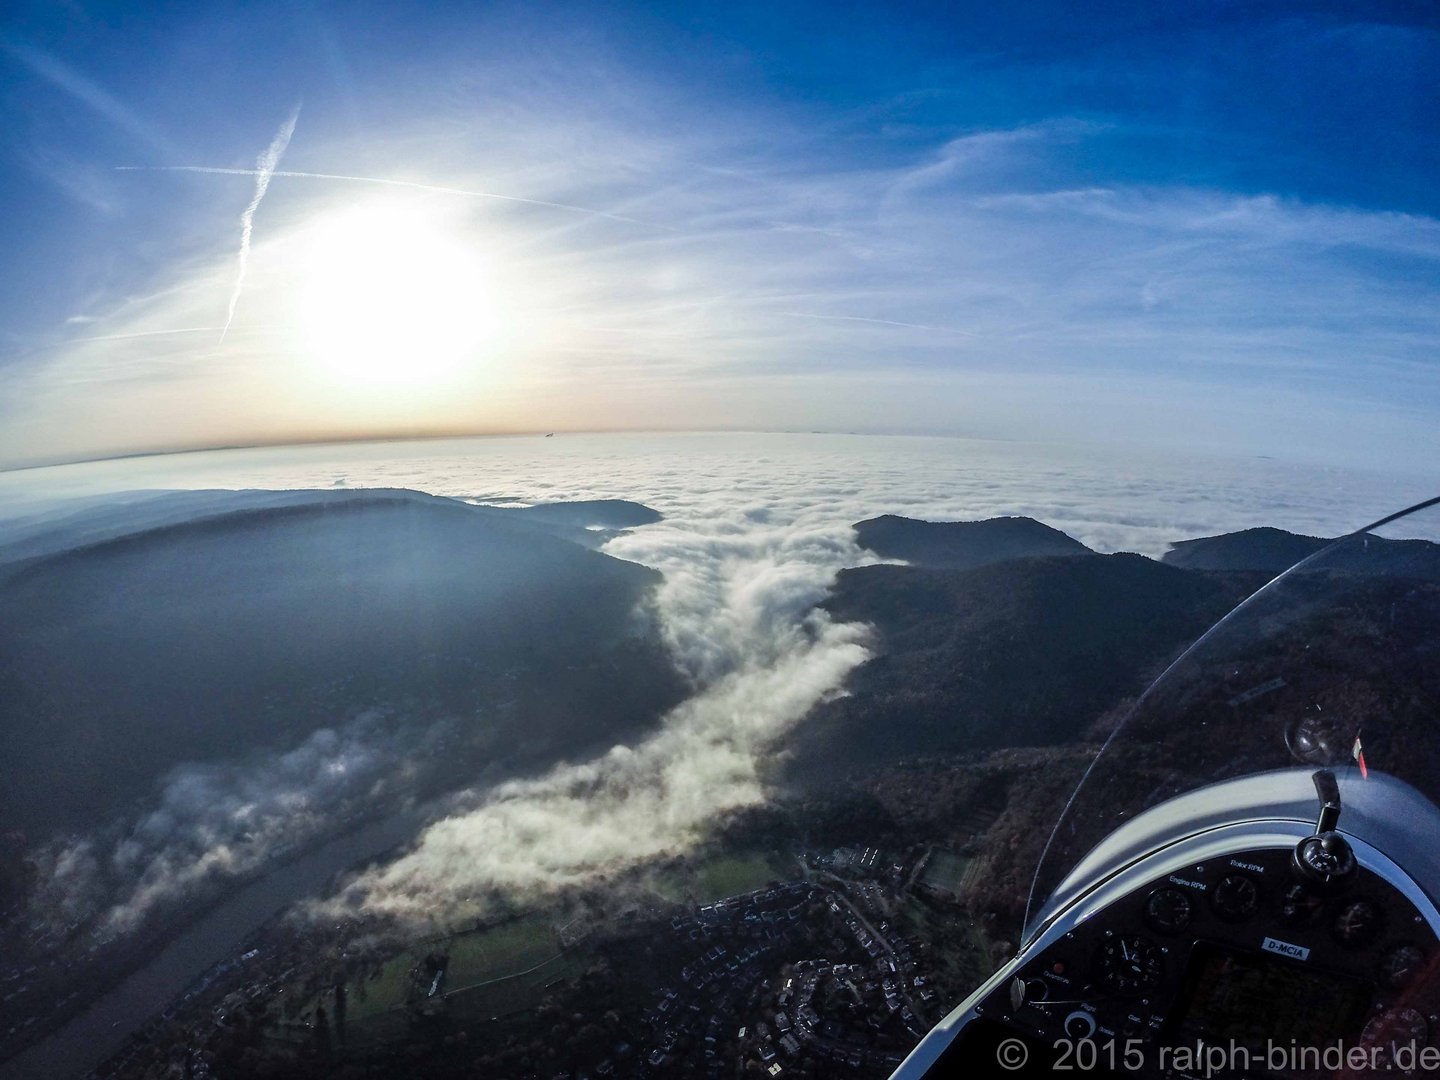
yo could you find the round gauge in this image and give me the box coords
[1097,934,1164,994]
[1210,874,1261,922]
[1362,1006,1429,1061]
[1333,900,1383,947]
[1145,888,1194,935]
[1279,883,1325,926]
[1380,944,1426,989]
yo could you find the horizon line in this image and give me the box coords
[0,425,1034,475]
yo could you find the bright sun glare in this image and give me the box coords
[295,202,493,389]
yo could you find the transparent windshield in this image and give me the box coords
[1024,495,1440,939]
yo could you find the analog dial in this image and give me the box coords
[1211,874,1261,922]
[1362,1007,1429,1063]
[1333,900,1382,947]
[1380,944,1426,989]
[1145,888,1194,935]
[1280,883,1325,926]
[1098,934,1164,994]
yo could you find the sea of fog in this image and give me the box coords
[0,432,1423,555]
[0,433,1430,1077]
[0,433,1428,920]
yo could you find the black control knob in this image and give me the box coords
[1009,975,1051,1010]
[1293,831,1356,890]
[1064,1010,1097,1040]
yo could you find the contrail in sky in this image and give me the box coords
[72,326,222,343]
[117,164,660,228]
[218,108,300,344]
[780,311,977,336]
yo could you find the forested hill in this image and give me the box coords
[0,490,684,839]
[853,514,1092,569]
[784,553,1251,777]
[1162,525,1440,579]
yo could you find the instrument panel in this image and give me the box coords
[933,845,1440,1077]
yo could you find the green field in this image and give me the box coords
[343,914,560,1025]
[692,852,785,901]
[326,848,793,1050]
[445,951,587,1023]
[921,851,971,894]
[345,955,414,1023]
[650,849,789,904]
[445,916,558,990]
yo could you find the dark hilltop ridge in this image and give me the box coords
[785,551,1246,777]
[505,499,662,529]
[786,513,1240,778]
[853,513,1093,569]
[496,498,665,549]
[1162,524,1440,579]
[0,488,683,839]
[858,513,1440,580]
[0,488,663,571]
[787,511,1440,780]
[1160,525,1327,573]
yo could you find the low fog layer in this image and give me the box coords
[325,510,873,922]
[31,713,441,935]
[1,434,1425,941]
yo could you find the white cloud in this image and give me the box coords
[320,494,874,925]
[2,100,1436,469]
[29,712,442,936]
[0,37,175,157]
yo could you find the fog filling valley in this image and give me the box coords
[324,510,874,923]
[3,433,1427,941]
[31,713,448,935]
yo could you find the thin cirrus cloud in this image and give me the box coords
[780,312,978,336]
[0,35,176,158]
[0,76,1437,469]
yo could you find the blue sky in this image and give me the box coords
[1,1,1437,469]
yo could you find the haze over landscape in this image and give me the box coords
[0,2,1436,1077]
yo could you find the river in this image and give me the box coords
[0,805,431,1080]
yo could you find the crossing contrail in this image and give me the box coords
[72,326,222,343]
[217,108,300,344]
[116,164,660,228]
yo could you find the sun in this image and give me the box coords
[293,201,494,389]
